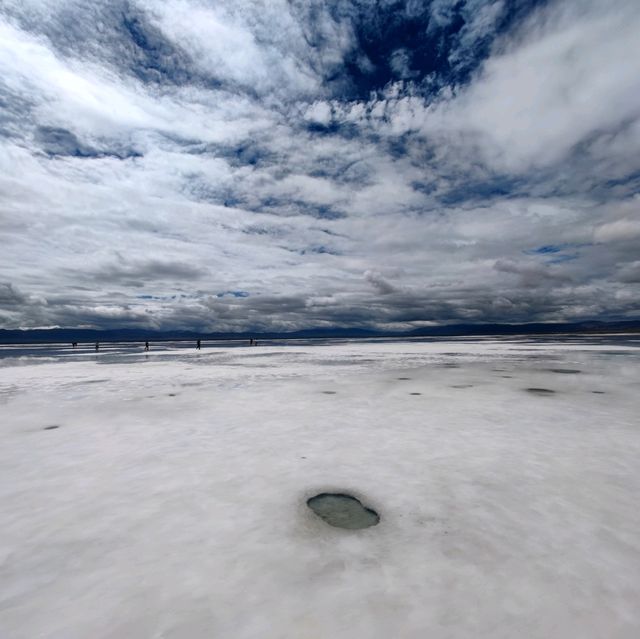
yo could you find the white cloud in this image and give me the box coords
[593,218,640,243]
[303,101,333,126]
[425,0,640,173]
[142,0,320,97]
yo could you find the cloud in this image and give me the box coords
[616,261,640,284]
[90,258,209,286]
[0,282,29,307]
[494,258,571,288]
[593,218,640,243]
[422,0,640,174]
[1,0,639,331]
[365,270,398,295]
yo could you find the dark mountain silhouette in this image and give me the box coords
[0,320,638,344]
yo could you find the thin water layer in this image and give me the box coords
[307,493,380,530]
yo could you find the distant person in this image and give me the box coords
[253,340,258,346]
[144,341,149,351]
[249,338,254,346]
[95,342,99,352]
[196,339,201,350]
[72,342,77,349]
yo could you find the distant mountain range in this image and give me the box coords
[0,320,638,344]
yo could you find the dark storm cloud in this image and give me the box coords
[494,259,571,288]
[365,270,398,295]
[89,259,209,286]
[0,0,639,331]
[0,282,29,307]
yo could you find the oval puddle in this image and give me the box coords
[307,493,379,530]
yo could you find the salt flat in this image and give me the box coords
[1,337,639,639]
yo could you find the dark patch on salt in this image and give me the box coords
[549,368,581,374]
[501,375,513,378]
[322,391,337,394]
[307,493,379,530]
[43,425,60,430]
[526,388,556,395]
[78,379,109,384]
[451,384,473,388]
[591,390,605,394]
[168,393,177,397]
[397,377,411,380]
[410,392,422,395]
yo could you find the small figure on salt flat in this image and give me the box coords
[95,342,99,352]
[144,341,149,351]
[196,339,201,350]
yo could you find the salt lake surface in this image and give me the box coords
[1,336,639,638]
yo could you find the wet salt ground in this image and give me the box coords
[1,338,640,639]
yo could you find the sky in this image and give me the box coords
[0,0,639,333]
